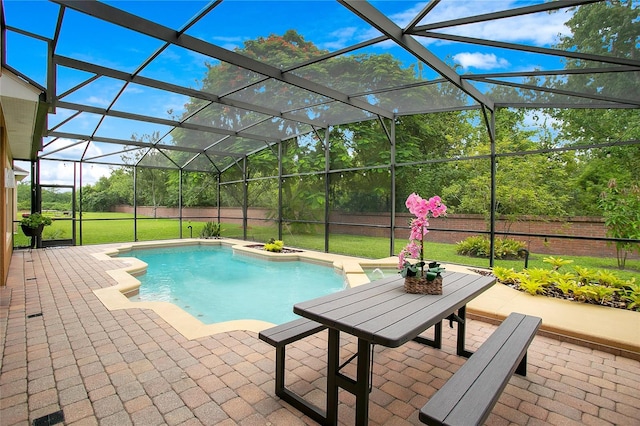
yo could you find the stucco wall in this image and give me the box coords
[1,123,11,286]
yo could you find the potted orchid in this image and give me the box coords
[398,193,447,293]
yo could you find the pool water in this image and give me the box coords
[124,245,346,325]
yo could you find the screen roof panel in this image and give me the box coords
[2,0,637,170]
[185,103,272,132]
[165,127,231,151]
[56,8,167,74]
[111,83,190,120]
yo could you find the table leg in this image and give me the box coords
[456,305,474,358]
[325,332,373,426]
[355,338,371,426]
[326,328,340,426]
[413,321,442,348]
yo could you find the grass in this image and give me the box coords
[13,212,640,281]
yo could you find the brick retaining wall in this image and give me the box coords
[113,205,636,258]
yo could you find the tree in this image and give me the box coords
[118,133,175,215]
[179,30,468,219]
[549,0,640,212]
[441,108,572,220]
[599,179,640,269]
[81,168,133,212]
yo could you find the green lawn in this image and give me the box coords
[13,212,640,281]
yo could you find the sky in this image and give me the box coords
[4,0,573,185]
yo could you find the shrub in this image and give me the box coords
[264,238,284,252]
[200,222,221,238]
[456,236,526,259]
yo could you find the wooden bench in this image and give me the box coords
[419,312,541,426]
[259,317,327,423]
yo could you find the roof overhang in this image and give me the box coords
[0,67,48,161]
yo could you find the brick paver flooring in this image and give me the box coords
[1,246,639,425]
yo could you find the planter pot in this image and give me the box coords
[21,224,44,248]
[404,275,443,294]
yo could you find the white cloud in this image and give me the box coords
[36,160,112,186]
[455,14,569,46]
[86,95,111,107]
[211,35,246,51]
[32,139,114,186]
[397,1,571,46]
[82,163,113,185]
[453,52,510,70]
[321,27,360,50]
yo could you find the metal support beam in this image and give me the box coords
[417,31,640,69]
[53,0,393,120]
[339,0,494,112]
[482,107,497,268]
[133,166,138,241]
[47,131,244,158]
[54,55,325,129]
[54,100,280,144]
[242,156,248,241]
[472,77,640,107]
[324,128,331,253]
[179,169,183,239]
[278,141,283,241]
[390,118,396,257]
[412,0,600,32]
[404,0,440,33]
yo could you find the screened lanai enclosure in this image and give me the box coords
[2,0,639,268]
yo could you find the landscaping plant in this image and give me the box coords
[456,236,527,260]
[264,238,284,253]
[598,179,640,269]
[492,258,639,311]
[200,221,221,238]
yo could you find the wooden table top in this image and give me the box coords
[294,271,496,347]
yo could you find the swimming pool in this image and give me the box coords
[124,245,347,325]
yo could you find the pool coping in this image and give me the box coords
[91,239,639,357]
[92,238,404,339]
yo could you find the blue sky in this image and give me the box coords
[5,0,572,184]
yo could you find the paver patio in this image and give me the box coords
[1,245,639,425]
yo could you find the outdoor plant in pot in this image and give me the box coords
[20,212,53,247]
[398,193,447,294]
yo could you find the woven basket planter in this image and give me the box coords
[404,275,442,295]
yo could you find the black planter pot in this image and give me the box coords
[21,224,44,248]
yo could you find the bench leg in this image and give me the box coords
[516,352,528,376]
[273,344,328,424]
[275,346,286,398]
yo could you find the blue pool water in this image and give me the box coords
[124,245,346,325]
